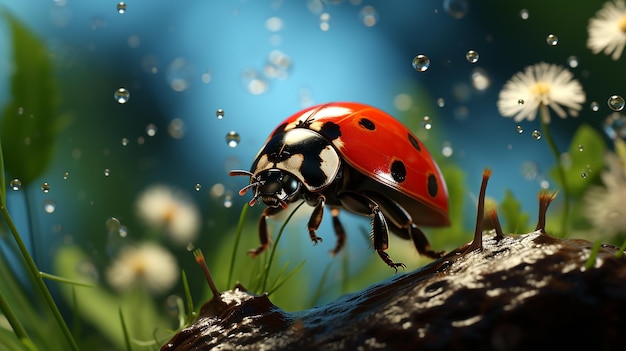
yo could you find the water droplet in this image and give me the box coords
[226,131,241,147]
[441,142,453,157]
[168,118,185,139]
[519,9,529,20]
[63,172,69,180]
[223,195,233,208]
[471,68,490,90]
[607,95,625,112]
[121,137,129,146]
[443,0,469,19]
[567,56,579,68]
[194,183,202,191]
[437,97,445,107]
[578,144,584,152]
[116,2,127,14]
[521,161,539,180]
[581,172,587,179]
[518,99,525,105]
[106,217,122,232]
[104,168,111,177]
[10,178,22,191]
[546,34,558,46]
[359,5,378,27]
[41,182,51,193]
[265,16,283,32]
[166,57,193,92]
[603,113,626,140]
[42,199,56,214]
[590,101,599,112]
[242,69,268,95]
[412,54,430,72]
[17,107,24,115]
[465,50,479,64]
[146,123,157,137]
[186,243,195,251]
[421,116,432,130]
[216,109,225,119]
[114,88,130,104]
[210,183,225,198]
[516,125,524,134]
[201,70,212,84]
[531,130,541,140]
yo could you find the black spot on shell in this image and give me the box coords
[320,122,342,141]
[427,173,438,197]
[359,118,376,130]
[390,160,406,183]
[408,133,421,152]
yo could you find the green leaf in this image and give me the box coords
[0,12,69,187]
[550,124,606,199]
[499,189,530,234]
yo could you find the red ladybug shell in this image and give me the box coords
[265,102,449,226]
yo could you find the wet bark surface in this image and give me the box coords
[162,231,626,351]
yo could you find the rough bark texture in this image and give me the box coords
[161,231,626,351]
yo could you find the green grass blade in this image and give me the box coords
[585,240,602,270]
[267,260,306,296]
[119,308,132,351]
[227,203,249,288]
[39,271,94,287]
[181,270,196,325]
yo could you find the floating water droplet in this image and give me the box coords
[566,56,579,68]
[17,106,24,115]
[578,144,584,152]
[194,183,202,191]
[106,217,122,232]
[201,70,212,84]
[358,5,378,27]
[186,243,195,251]
[590,101,599,112]
[465,50,479,64]
[531,130,541,140]
[516,125,524,134]
[41,182,51,193]
[519,9,529,20]
[422,116,432,130]
[471,68,490,90]
[121,137,129,146]
[63,172,69,180]
[437,97,445,107]
[146,123,157,137]
[166,57,192,92]
[607,95,625,112]
[114,88,130,104]
[116,2,127,14]
[210,183,225,198]
[10,178,22,191]
[265,16,283,32]
[42,199,56,214]
[412,54,430,72]
[603,113,626,140]
[216,109,225,119]
[518,99,525,105]
[581,172,587,178]
[521,161,539,180]
[168,118,185,139]
[104,168,111,177]
[223,195,233,208]
[546,34,558,46]
[443,0,469,19]
[226,131,241,147]
[441,142,453,157]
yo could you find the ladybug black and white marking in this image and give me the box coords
[230,102,449,272]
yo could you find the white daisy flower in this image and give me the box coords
[584,148,626,238]
[497,62,586,123]
[136,185,201,246]
[106,242,179,294]
[587,0,626,61]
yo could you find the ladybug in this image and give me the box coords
[230,102,449,271]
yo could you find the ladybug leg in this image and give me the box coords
[371,206,406,273]
[249,206,284,257]
[386,221,444,259]
[306,196,325,245]
[329,207,346,256]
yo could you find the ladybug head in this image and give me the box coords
[230,169,301,209]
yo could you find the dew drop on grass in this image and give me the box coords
[10,178,21,191]
[465,50,479,64]
[117,2,127,14]
[114,88,130,104]
[226,131,241,147]
[531,130,541,140]
[607,95,625,111]
[546,34,558,46]
[216,109,225,119]
[41,182,51,193]
[412,54,430,72]
[590,101,599,112]
[42,199,56,214]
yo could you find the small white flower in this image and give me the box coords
[584,151,626,238]
[497,62,586,123]
[106,242,179,294]
[587,0,626,61]
[136,185,201,245]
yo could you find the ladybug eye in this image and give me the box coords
[281,174,300,196]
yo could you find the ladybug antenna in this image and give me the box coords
[248,194,259,207]
[229,169,254,177]
[278,198,288,209]
[238,181,261,196]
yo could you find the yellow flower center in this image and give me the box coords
[531,82,551,100]
[620,15,626,33]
